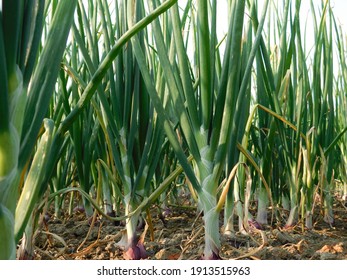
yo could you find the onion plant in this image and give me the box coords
[128,0,269,259]
[0,0,77,259]
[2,0,347,261]
[245,0,346,230]
[71,0,167,259]
[335,21,347,203]
[44,0,347,259]
[41,0,180,260]
[1,0,175,260]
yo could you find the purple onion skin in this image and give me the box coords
[202,251,221,260]
[137,242,148,259]
[123,245,141,260]
[161,207,172,218]
[43,213,50,224]
[123,239,148,260]
[73,205,85,213]
[248,219,263,230]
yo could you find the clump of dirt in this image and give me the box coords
[28,199,347,260]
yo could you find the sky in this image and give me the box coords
[214,0,347,38]
[323,0,347,27]
[208,0,347,72]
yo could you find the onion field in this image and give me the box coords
[1,0,347,260]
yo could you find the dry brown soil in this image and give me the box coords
[30,198,347,260]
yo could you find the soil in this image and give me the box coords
[28,196,347,260]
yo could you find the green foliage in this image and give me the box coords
[1,0,347,260]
